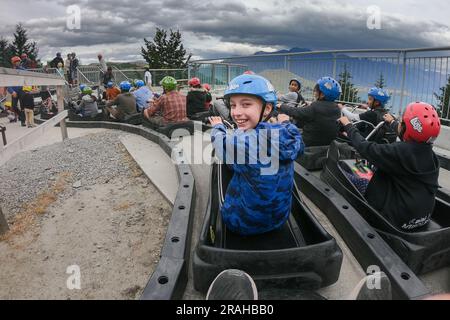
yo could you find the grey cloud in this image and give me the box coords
[183,8,448,50]
[1,0,449,62]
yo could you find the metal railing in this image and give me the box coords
[111,66,130,83]
[188,62,247,92]
[117,68,188,87]
[0,68,69,168]
[191,47,450,121]
[27,67,68,84]
[76,65,102,85]
[59,66,188,88]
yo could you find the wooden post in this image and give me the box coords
[60,118,68,141]
[0,124,6,146]
[56,85,68,141]
[56,85,64,112]
[0,207,9,235]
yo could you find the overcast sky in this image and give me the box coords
[1,0,450,64]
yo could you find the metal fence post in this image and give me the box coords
[227,64,231,84]
[0,206,9,235]
[56,85,64,113]
[332,53,337,79]
[211,64,216,91]
[399,51,407,114]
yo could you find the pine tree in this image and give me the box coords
[434,75,450,119]
[0,37,10,67]
[338,64,361,103]
[9,24,39,61]
[141,28,191,69]
[374,72,385,88]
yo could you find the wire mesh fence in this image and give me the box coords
[191,47,450,122]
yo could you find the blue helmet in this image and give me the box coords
[368,87,390,106]
[135,80,145,88]
[79,84,86,91]
[107,81,114,88]
[120,81,132,92]
[316,77,342,101]
[224,74,277,106]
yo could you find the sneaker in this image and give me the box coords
[206,269,258,300]
[21,122,26,127]
[347,272,392,300]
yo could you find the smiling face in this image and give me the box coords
[229,95,272,131]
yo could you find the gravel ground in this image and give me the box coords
[0,130,132,221]
[0,130,173,299]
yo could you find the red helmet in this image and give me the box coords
[402,102,441,143]
[203,83,211,91]
[11,56,21,64]
[188,77,201,87]
[21,53,28,59]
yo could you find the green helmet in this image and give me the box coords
[82,86,93,95]
[161,76,177,91]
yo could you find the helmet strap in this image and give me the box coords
[259,102,273,123]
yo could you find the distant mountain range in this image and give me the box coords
[254,47,313,55]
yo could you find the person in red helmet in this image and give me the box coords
[10,56,22,69]
[186,77,207,118]
[339,102,441,231]
[203,83,212,109]
[8,56,26,125]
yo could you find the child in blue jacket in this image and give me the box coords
[209,74,304,235]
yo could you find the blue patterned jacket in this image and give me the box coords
[211,121,304,235]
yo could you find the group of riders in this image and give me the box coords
[74,68,439,237]
[207,72,440,236]
[3,53,442,235]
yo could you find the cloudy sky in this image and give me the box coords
[1,0,450,64]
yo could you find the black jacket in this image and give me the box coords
[345,124,440,230]
[280,100,340,146]
[186,89,206,117]
[19,92,35,110]
[50,57,64,68]
[102,72,114,86]
[357,108,396,143]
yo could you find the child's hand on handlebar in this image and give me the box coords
[383,113,395,124]
[338,116,351,126]
[209,116,223,126]
[277,114,290,123]
[359,103,369,110]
